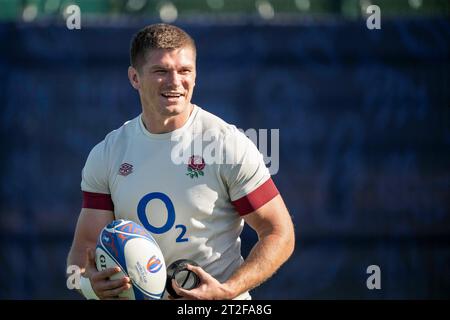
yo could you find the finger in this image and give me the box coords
[88,247,95,262]
[172,279,195,299]
[101,284,131,298]
[84,247,96,271]
[91,266,122,281]
[185,264,209,280]
[97,276,131,291]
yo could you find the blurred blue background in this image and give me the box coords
[0,0,449,299]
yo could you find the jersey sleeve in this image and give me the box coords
[221,128,279,216]
[80,141,114,211]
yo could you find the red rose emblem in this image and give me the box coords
[188,155,205,171]
[186,155,205,178]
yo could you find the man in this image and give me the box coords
[67,23,295,300]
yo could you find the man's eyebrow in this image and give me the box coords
[149,64,167,69]
[149,64,194,70]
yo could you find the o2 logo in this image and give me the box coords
[137,192,188,243]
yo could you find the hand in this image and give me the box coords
[170,264,235,300]
[83,248,131,300]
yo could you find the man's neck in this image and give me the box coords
[141,104,194,134]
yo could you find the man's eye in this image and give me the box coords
[154,70,166,74]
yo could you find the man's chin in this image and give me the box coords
[159,103,187,116]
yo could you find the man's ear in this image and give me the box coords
[128,66,140,90]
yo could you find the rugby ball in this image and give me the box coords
[96,219,166,300]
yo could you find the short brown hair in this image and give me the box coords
[130,23,196,70]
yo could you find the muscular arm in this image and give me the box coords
[172,194,295,299]
[223,194,295,298]
[67,208,115,271]
[67,208,132,299]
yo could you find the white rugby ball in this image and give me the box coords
[96,219,166,300]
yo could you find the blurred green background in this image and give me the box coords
[0,0,448,22]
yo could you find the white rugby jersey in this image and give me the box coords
[81,105,279,299]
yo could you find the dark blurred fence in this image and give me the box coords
[0,17,449,299]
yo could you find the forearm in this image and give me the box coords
[67,247,85,271]
[66,246,88,297]
[224,232,294,298]
[67,240,98,284]
[66,237,97,297]
[67,238,98,272]
[67,208,114,273]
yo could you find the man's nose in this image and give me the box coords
[166,71,182,86]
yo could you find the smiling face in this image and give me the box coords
[128,46,196,131]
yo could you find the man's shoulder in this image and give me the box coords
[102,115,140,145]
[195,105,240,136]
[194,106,259,158]
[88,115,140,154]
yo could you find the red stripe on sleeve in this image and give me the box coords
[82,191,114,211]
[231,178,279,216]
